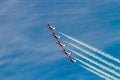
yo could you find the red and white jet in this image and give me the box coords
[51,32,60,39]
[46,24,55,31]
[61,49,71,56]
[67,56,76,63]
[56,41,66,48]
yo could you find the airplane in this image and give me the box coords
[61,49,71,56]
[51,32,60,39]
[67,56,76,63]
[56,41,66,48]
[46,24,55,31]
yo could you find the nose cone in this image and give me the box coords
[68,52,71,55]
[53,27,55,30]
[63,44,66,47]
[74,60,77,62]
[58,36,60,39]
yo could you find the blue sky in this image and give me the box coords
[0,0,120,80]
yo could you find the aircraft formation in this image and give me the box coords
[46,24,120,79]
[46,24,76,63]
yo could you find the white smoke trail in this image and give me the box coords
[69,49,120,77]
[66,41,120,71]
[80,65,112,80]
[73,57,119,80]
[59,32,120,63]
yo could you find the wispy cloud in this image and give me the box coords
[0,0,20,16]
